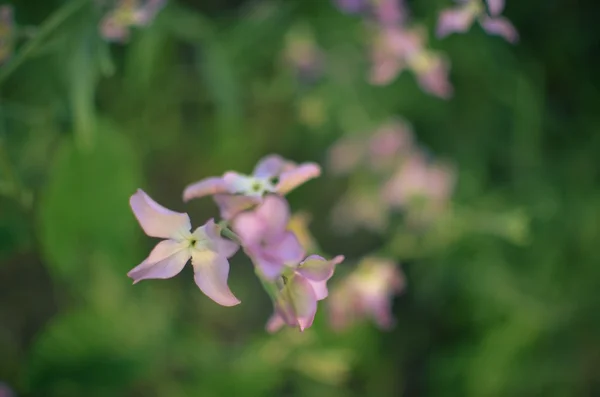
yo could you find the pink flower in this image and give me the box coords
[267,255,345,332]
[367,119,414,171]
[369,25,453,99]
[232,195,305,280]
[373,0,407,26]
[127,189,240,306]
[436,0,518,43]
[183,154,321,219]
[100,0,166,43]
[327,137,365,176]
[329,257,404,330]
[382,152,456,213]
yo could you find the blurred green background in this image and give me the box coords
[1,0,600,396]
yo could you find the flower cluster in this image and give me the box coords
[437,0,518,43]
[100,0,166,42]
[128,155,344,332]
[328,119,455,233]
[332,0,453,99]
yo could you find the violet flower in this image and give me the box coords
[100,0,167,43]
[232,195,305,280]
[436,0,518,43]
[267,254,345,332]
[127,189,241,306]
[183,154,321,219]
[329,257,404,330]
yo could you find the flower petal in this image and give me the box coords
[223,172,254,194]
[485,0,505,16]
[265,312,286,333]
[253,251,286,280]
[200,218,240,258]
[297,254,344,282]
[308,279,329,301]
[130,189,191,239]
[128,248,190,283]
[192,251,241,307]
[436,7,477,38]
[145,239,190,264]
[253,154,286,178]
[232,209,267,247]
[480,16,519,43]
[255,195,291,239]
[182,177,228,202]
[286,275,318,331]
[276,163,321,195]
[214,194,260,220]
[268,231,305,266]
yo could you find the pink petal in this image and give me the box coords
[276,163,321,195]
[232,210,267,247]
[182,177,228,202]
[192,251,241,307]
[130,189,191,239]
[254,195,291,239]
[214,194,260,220]
[253,251,286,280]
[308,279,329,301]
[480,16,519,43]
[265,312,286,333]
[194,219,239,258]
[485,0,505,16]
[127,248,190,283]
[222,172,254,194]
[253,154,286,178]
[297,254,343,282]
[267,231,305,266]
[287,276,318,331]
[416,57,454,99]
[145,239,190,264]
[436,7,477,38]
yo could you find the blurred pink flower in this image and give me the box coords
[369,25,453,98]
[100,0,167,42]
[232,195,305,280]
[267,254,344,332]
[0,5,14,64]
[382,152,456,213]
[329,257,404,330]
[0,382,14,397]
[367,119,414,171]
[127,189,240,306]
[183,154,321,219]
[373,0,407,26]
[331,191,389,234]
[436,0,518,43]
[327,137,365,176]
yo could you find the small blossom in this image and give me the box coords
[382,152,455,214]
[369,25,453,98]
[183,154,321,219]
[372,0,407,26]
[233,195,305,280]
[329,257,404,330]
[127,189,240,306]
[0,5,14,65]
[100,0,166,43]
[267,255,345,332]
[436,0,518,43]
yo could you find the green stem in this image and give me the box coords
[255,267,280,303]
[0,0,87,86]
[220,226,242,245]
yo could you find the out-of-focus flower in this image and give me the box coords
[327,136,365,176]
[283,26,325,83]
[333,0,368,14]
[331,191,389,234]
[372,0,407,26]
[382,152,456,215]
[369,25,453,99]
[367,119,413,171]
[329,257,404,330]
[127,189,241,306]
[267,254,344,332]
[436,0,518,43]
[0,5,14,65]
[183,154,321,219]
[0,382,14,397]
[100,0,166,42]
[233,195,305,280]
